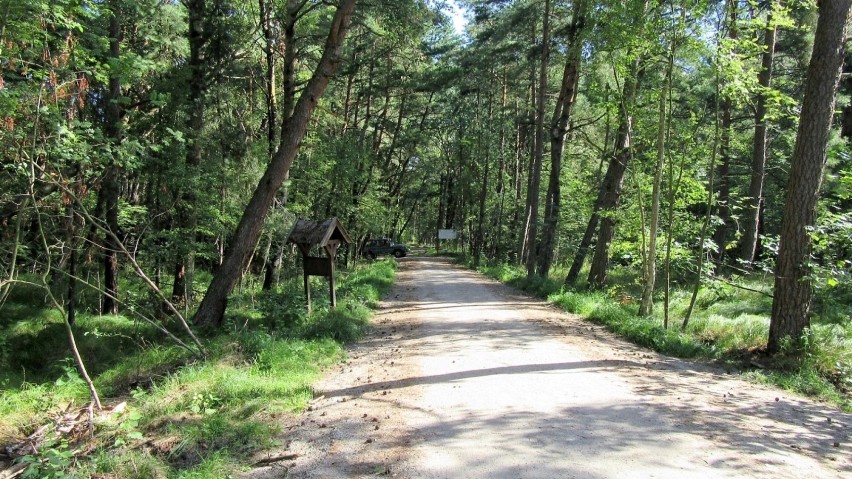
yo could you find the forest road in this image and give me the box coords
[244,256,851,479]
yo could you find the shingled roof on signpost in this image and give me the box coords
[285,218,352,312]
[286,217,352,250]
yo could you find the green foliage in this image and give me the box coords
[811,161,852,324]
[299,303,371,342]
[0,259,395,476]
[462,257,850,409]
[85,449,168,479]
[17,437,75,479]
[95,345,194,396]
[0,367,89,442]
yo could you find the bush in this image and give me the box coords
[298,303,371,342]
[0,257,397,477]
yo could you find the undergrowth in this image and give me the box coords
[459,254,851,411]
[0,259,397,478]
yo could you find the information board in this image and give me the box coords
[438,229,457,240]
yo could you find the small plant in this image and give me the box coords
[16,437,75,479]
[189,392,221,416]
[111,409,145,447]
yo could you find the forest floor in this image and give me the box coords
[242,256,851,479]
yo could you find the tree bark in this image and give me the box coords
[492,72,509,259]
[260,0,278,156]
[66,204,78,325]
[565,97,611,286]
[524,0,550,279]
[473,86,492,267]
[281,0,300,122]
[538,0,587,278]
[639,46,674,317]
[194,0,358,328]
[768,0,851,353]
[565,202,600,285]
[519,16,538,265]
[741,10,777,266]
[102,0,122,315]
[172,0,206,306]
[711,0,737,268]
[587,58,642,289]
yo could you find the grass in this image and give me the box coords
[0,259,397,478]
[457,254,851,411]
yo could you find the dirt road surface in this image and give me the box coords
[245,257,851,478]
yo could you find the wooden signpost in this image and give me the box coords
[286,218,352,312]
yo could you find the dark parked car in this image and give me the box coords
[363,238,408,259]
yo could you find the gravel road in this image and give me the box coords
[245,256,851,479]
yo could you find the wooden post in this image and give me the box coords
[304,268,311,313]
[329,257,336,308]
[325,240,340,309]
[297,243,312,312]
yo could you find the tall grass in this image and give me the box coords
[0,259,397,478]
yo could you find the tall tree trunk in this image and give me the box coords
[492,72,509,259]
[768,0,851,353]
[66,203,78,325]
[711,0,737,268]
[474,86,492,267]
[538,0,587,277]
[565,202,600,285]
[741,10,777,266]
[523,0,550,279]
[565,97,611,286]
[639,42,675,317]
[260,0,278,156]
[587,59,642,289]
[172,0,206,306]
[194,0,358,328]
[519,20,537,264]
[512,108,525,262]
[436,173,447,251]
[281,0,299,122]
[102,0,122,315]
[712,96,732,266]
[684,72,723,331]
[663,102,686,329]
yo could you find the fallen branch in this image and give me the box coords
[252,452,301,466]
[0,463,27,479]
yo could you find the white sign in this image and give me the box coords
[438,229,457,240]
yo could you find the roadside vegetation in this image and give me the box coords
[0,259,396,478]
[453,254,851,412]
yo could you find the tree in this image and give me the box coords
[193,0,359,328]
[586,54,644,289]
[639,24,675,317]
[171,0,207,307]
[768,0,851,353]
[538,0,589,278]
[521,0,550,278]
[101,0,124,315]
[711,0,738,268]
[577,0,649,289]
[741,2,779,266]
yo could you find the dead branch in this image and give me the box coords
[252,452,301,466]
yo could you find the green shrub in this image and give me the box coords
[299,303,371,342]
[0,257,396,477]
